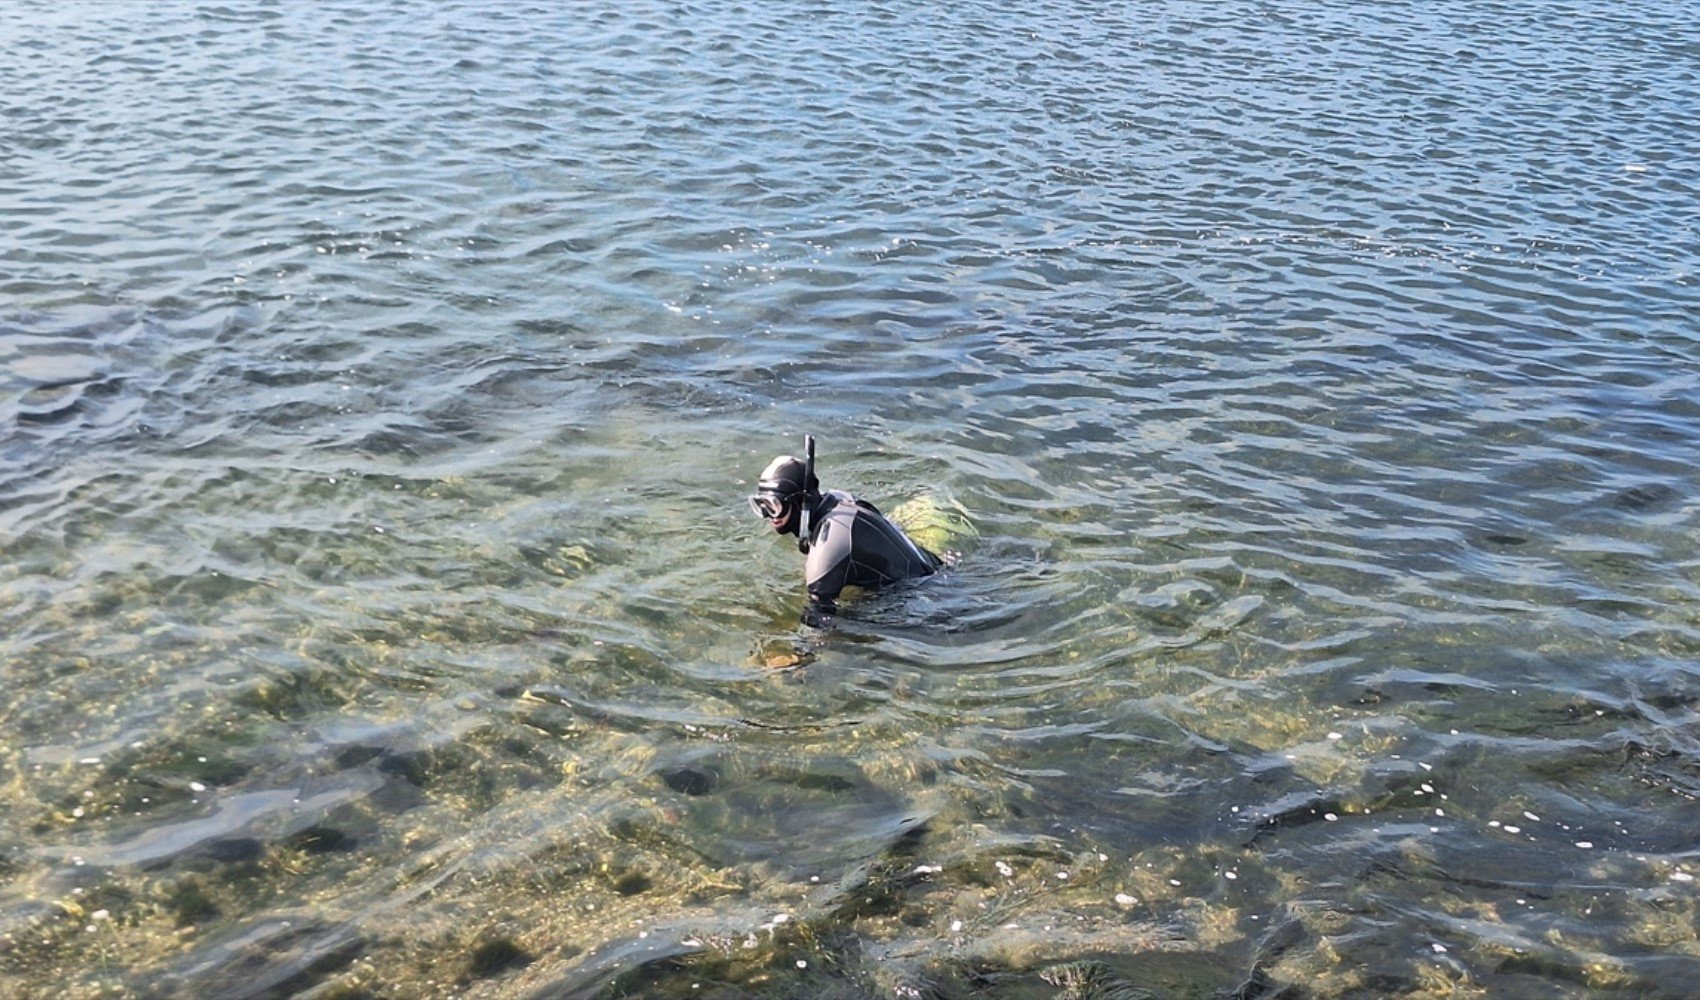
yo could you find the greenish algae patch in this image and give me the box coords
[889,494,979,560]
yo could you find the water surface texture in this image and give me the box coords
[4,1,1700,997]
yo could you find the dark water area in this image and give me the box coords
[3,1,1699,997]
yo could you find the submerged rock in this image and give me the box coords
[661,765,719,797]
[466,936,533,979]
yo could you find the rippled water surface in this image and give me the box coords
[4,1,1700,997]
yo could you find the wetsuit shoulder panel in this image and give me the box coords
[804,493,858,605]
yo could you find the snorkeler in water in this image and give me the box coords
[748,435,941,627]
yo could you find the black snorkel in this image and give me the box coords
[797,434,817,554]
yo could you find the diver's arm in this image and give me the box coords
[754,547,840,667]
[755,612,829,668]
[802,516,851,627]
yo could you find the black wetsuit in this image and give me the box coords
[803,490,941,611]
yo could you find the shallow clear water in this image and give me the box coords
[3,1,1699,997]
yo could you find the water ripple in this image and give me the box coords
[3,0,1700,996]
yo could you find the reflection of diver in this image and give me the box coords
[749,436,941,629]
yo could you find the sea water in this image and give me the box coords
[3,1,1698,996]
